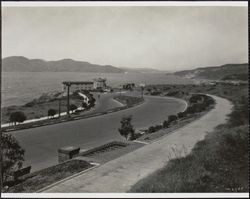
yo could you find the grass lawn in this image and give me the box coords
[5,159,93,193]
[1,91,84,124]
[113,95,144,107]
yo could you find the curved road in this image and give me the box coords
[11,95,186,172]
[42,94,233,193]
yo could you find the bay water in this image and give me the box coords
[1,71,193,107]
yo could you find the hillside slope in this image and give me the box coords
[2,56,124,73]
[174,63,248,80]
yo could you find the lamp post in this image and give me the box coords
[139,83,145,99]
[64,82,71,117]
[58,98,61,118]
[119,85,122,97]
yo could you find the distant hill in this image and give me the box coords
[2,56,124,73]
[173,63,249,81]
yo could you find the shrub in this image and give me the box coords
[82,102,88,109]
[203,96,215,107]
[9,111,27,125]
[24,101,36,107]
[148,126,156,133]
[166,91,179,96]
[88,97,96,107]
[186,106,196,114]
[168,115,178,123]
[118,116,135,140]
[189,95,203,104]
[1,133,25,184]
[163,120,170,128]
[148,125,163,133]
[150,91,162,96]
[192,103,206,113]
[69,104,78,113]
[177,112,185,118]
[48,109,57,118]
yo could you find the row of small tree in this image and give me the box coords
[118,95,215,139]
[147,114,178,133]
[9,111,27,126]
[8,102,90,125]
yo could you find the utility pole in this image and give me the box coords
[58,99,61,118]
[66,83,71,117]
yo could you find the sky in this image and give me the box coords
[2,5,248,71]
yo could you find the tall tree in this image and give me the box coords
[48,109,57,118]
[118,116,135,140]
[9,111,27,125]
[1,134,25,184]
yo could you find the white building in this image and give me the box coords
[93,78,107,90]
[62,78,107,92]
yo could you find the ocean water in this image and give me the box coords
[1,72,193,107]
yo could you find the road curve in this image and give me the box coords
[11,95,186,172]
[42,94,233,193]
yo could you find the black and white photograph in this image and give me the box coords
[0,1,249,198]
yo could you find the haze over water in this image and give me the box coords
[2,72,193,107]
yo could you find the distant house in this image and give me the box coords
[93,78,107,90]
[122,83,135,90]
[62,78,107,92]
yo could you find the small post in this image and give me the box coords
[139,83,145,99]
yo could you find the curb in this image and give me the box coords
[36,163,100,193]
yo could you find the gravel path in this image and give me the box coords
[42,94,233,193]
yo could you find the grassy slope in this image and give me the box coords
[174,63,248,80]
[130,83,249,192]
[1,93,84,124]
[6,159,92,193]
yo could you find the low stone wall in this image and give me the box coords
[58,146,80,163]
[79,141,129,157]
[57,141,129,163]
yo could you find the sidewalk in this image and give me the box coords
[42,94,233,193]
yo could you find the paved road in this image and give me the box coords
[85,92,124,114]
[42,94,233,193]
[11,94,186,172]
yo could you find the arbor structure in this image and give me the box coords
[118,116,135,140]
[1,134,25,184]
